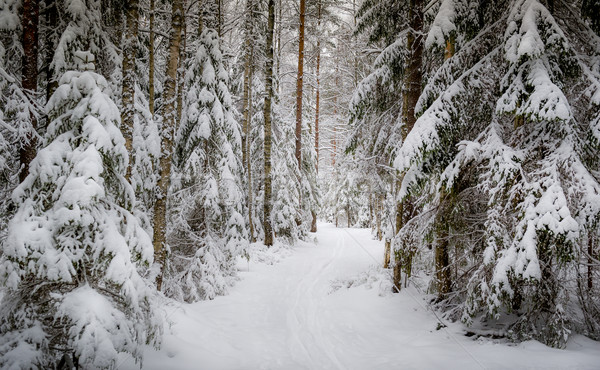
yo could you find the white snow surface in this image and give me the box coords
[120,224,600,370]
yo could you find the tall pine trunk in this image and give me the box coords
[45,0,58,102]
[242,0,255,242]
[433,26,457,300]
[393,0,424,292]
[263,0,275,247]
[153,0,184,290]
[20,0,40,182]
[314,1,321,173]
[295,0,305,169]
[121,0,139,181]
[309,0,321,234]
[149,0,156,115]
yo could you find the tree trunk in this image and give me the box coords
[45,0,58,102]
[346,205,350,228]
[20,0,40,183]
[393,0,424,293]
[242,0,255,242]
[589,234,594,290]
[121,0,139,181]
[392,198,403,290]
[149,0,156,115]
[435,187,452,297]
[295,0,305,168]
[153,0,184,290]
[176,23,186,128]
[383,240,391,268]
[376,195,382,240]
[315,1,321,173]
[331,66,338,167]
[276,0,282,93]
[433,16,457,300]
[263,0,276,247]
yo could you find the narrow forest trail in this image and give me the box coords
[120,224,600,370]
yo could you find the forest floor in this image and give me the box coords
[119,223,600,370]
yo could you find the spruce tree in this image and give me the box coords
[0,50,161,368]
[165,26,247,302]
[393,0,600,346]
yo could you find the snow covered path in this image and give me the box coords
[120,223,600,370]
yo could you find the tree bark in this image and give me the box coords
[331,66,338,167]
[153,0,184,290]
[589,234,594,290]
[121,0,139,181]
[263,0,276,247]
[20,0,40,183]
[393,0,424,291]
[45,0,58,102]
[376,195,382,240]
[276,0,282,92]
[149,0,156,116]
[314,0,321,174]
[242,0,255,242]
[433,19,457,299]
[176,23,186,129]
[294,0,306,168]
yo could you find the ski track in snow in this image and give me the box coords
[119,223,600,370]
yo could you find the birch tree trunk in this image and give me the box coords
[153,0,184,290]
[263,0,275,247]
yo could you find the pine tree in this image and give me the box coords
[0,50,161,368]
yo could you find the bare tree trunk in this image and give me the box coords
[276,0,282,93]
[383,240,391,268]
[121,0,139,181]
[589,234,594,290]
[393,0,424,292]
[20,0,40,182]
[433,18,456,300]
[435,196,452,296]
[294,0,305,168]
[153,0,184,290]
[149,0,156,115]
[176,23,186,127]
[369,192,373,230]
[347,205,350,228]
[376,195,382,240]
[45,0,58,102]
[331,66,338,167]
[263,0,275,247]
[315,1,321,174]
[217,0,222,37]
[242,0,255,242]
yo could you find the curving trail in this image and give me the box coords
[120,223,600,370]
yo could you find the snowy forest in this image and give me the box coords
[1,0,600,368]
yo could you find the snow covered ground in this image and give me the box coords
[118,223,600,370]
